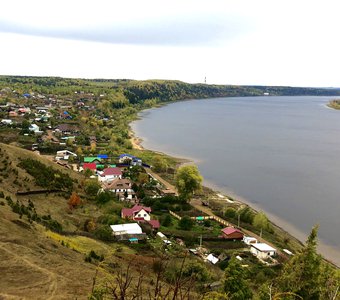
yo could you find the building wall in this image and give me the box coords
[222,231,244,239]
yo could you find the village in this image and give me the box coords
[0,88,296,271]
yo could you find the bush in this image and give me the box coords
[161,214,172,227]
[94,225,113,241]
[178,216,194,231]
[96,191,115,204]
[224,208,237,219]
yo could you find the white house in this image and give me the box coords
[121,205,152,221]
[56,150,77,161]
[98,167,122,183]
[29,124,40,132]
[1,119,12,125]
[250,243,276,259]
[110,223,143,236]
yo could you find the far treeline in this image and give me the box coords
[1,76,340,104]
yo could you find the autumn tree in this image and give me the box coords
[68,192,81,209]
[175,165,203,201]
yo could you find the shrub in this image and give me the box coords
[178,216,194,231]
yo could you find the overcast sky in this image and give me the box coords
[1,0,340,87]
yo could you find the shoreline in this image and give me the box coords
[130,119,340,268]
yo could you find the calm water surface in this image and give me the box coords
[131,96,340,265]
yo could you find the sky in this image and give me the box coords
[0,0,340,87]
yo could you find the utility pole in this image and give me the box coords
[199,235,202,248]
[238,214,240,227]
[260,228,263,238]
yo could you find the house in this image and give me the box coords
[147,219,160,230]
[83,163,97,172]
[250,243,276,259]
[84,157,102,164]
[102,178,135,200]
[121,205,152,221]
[243,236,258,245]
[56,150,77,161]
[221,227,244,240]
[55,124,79,135]
[119,153,142,166]
[29,124,40,133]
[8,111,18,117]
[98,167,123,183]
[1,119,12,125]
[110,223,143,236]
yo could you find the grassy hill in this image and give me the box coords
[0,143,219,299]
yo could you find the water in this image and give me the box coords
[131,96,340,265]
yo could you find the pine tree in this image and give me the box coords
[276,225,322,299]
[224,257,253,300]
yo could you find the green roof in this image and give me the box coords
[96,164,116,169]
[84,157,101,163]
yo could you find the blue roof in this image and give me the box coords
[129,238,138,242]
[119,153,141,161]
[97,154,108,159]
[63,111,69,114]
[119,153,135,159]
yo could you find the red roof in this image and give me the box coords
[102,167,122,176]
[122,205,152,218]
[221,227,243,236]
[83,163,97,171]
[148,220,160,229]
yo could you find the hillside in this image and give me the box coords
[0,144,220,299]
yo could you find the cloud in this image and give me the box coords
[0,14,252,47]
[0,0,256,47]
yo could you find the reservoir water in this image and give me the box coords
[131,96,340,265]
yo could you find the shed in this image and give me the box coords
[221,227,244,240]
[206,254,219,264]
[243,236,258,245]
[110,223,143,236]
[250,243,276,259]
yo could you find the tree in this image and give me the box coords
[223,257,253,300]
[68,192,81,209]
[161,214,172,227]
[178,216,194,231]
[275,225,322,299]
[84,180,101,197]
[175,165,203,200]
[153,156,168,173]
[253,211,272,233]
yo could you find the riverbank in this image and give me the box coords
[129,96,340,268]
[327,99,340,110]
[129,129,307,260]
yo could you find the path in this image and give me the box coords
[0,242,58,299]
[145,168,178,196]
